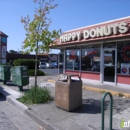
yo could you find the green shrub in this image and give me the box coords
[18,86,51,104]
[13,59,39,69]
[28,69,45,76]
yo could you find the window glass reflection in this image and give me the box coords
[66,48,80,70]
[117,41,130,75]
[81,45,100,72]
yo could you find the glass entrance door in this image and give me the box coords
[103,49,116,82]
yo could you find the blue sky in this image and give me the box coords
[1,0,130,54]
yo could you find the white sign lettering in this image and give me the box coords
[60,22,129,43]
[118,22,129,33]
[96,27,104,37]
[83,30,90,39]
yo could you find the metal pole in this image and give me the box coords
[101,92,113,130]
[58,53,60,75]
[63,48,66,74]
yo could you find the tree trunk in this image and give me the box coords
[34,41,38,92]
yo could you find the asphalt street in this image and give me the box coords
[0,94,42,130]
[40,68,59,75]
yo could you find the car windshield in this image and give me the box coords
[41,63,46,65]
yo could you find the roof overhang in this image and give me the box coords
[51,16,130,49]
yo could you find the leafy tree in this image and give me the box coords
[9,50,18,54]
[21,0,61,89]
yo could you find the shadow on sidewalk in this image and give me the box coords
[0,80,30,92]
[71,97,130,115]
[72,99,102,114]
[0,93,6,101]
[6,81,18,87]
[0,80,17,87]
[0,86,11,97]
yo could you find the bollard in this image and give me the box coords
[101,92,113,130]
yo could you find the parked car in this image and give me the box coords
[46,63,55,69]
[53,62,58,68]
[39,62,47,69]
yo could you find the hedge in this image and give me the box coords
[28,69,45,76]
[13,59,39,70]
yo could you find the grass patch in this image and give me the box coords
[18,86,51,104]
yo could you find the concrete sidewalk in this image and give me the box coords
[0,76,130,130]
[47,76,130,98]
[26,88,130,130]
[0,95,41,130]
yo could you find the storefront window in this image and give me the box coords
[66,47,80,70]
[117,41,130,75]
[81,45,100,72]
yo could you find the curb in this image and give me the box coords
[25,109,57,130]
[47,79,56,83]
[47,79,130,98]
[83,86,130,98]
[0,86,28,113]
[0,85,56,130]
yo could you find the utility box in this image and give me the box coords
[0,65,11,84]
[11,66,29,91]
[55,74,82,111]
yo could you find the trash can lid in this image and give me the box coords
[58,74,68,82]
[58,74,81,82]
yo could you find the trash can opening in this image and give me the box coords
[71,79,78,82]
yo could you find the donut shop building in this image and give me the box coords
[53,16,130,88]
